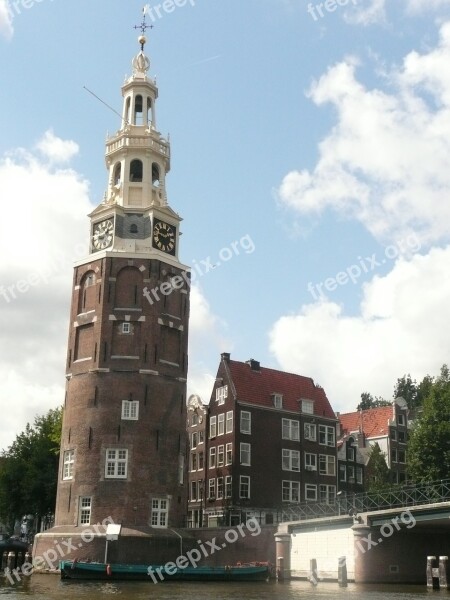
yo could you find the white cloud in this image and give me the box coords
[0,0,13,39]
[345,0,450,25]
[0,135,91,452]
[269,246,450,411]
[278,22,450,246]
[187,285,231,405]
[36,129,79,165]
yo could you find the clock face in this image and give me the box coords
[92,219,114,251]
[152,219,176,255]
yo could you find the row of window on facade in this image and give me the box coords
[214,384,316,415]
[63,448,130,480]
[113,160,161,185]
[189,477,336,504]
[78,496,168,528]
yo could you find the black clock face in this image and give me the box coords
[92,219,114,251]
[152,220,176,255]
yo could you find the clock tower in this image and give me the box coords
[52,27,190,535]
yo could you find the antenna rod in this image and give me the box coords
[83,86,124,122]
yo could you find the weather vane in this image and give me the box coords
[134,7,154,50]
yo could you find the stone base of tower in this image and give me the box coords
[32,525,198,571]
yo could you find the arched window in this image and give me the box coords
[124,97,131,125]
[147,98,152,126]
[113,163,121,186]
[130,224,138,234]
[152,163,160,187]
[134,95,143,125]
[130,160,143,182]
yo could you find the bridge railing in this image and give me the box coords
[280,478,450,522]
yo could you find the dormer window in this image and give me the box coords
[273,393,283,409]
[301,399,314,414]
[216,385,228,405]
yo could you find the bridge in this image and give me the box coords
[275,479,450,585]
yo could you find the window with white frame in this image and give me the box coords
[217,445,224,467]
[239,475,250,499]
[209,447,216,468]
[198,479,204,501]
[319,454,336,476]
[198,452,204,470]
[282,449,300,471]
[208,478,216,499]
[226,411,233,434]
[348,465,355,481]
[210,416,217,438]
[216,385,228,405]
[305,484,317,501]
[319,425,335,447]
[226,443,233,465]
[79,496,92,525]
[225,475,232,498]
[398,450,406,464]
[319,484,336,504]
[240,443,251,466]
[105,449,128,479]
[391,429,397,440]
[391,449,398,463]
[217,477,224,499]
[356,467,363,484]
[151,498,168,528]
[191,432,198,448]
[218,413,225,436]
[190,481,197,501]
[282,480,300,503]
[397,413,406,426]
[304,422,317,441]
[240,411,251,434]
[122,322,131,334]
[282,419,300,441]
[63,449,75,480]
[273,393,283,409]
[121,400,139,420]
[191,413,198,426]
[304,452,317,471]
[301,399,314,414]
[339,463,346,482]
[199,431,204,444]
[190,453,197,471]
[347,446,356,461]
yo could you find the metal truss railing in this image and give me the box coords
[280,478,450,523]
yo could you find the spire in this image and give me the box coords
[132,7,153,75]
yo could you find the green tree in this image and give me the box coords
[0,407,62,532]
[407,368,450,482]
[357,392,391,411]
[366,443,390,491]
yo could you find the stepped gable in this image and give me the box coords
[227,359,336,419]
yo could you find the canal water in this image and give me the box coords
[0,576,441,599]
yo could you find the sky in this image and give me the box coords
[1,0,450,451]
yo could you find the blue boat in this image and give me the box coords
[60,559,271,582]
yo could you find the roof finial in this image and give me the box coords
[134,6,154,51]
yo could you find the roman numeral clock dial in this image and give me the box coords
[92,219,114,251]
[152,219,176,255]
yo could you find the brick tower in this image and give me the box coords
[53,26,190,532]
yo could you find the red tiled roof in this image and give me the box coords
[339,405,394,438]
[226,360,336,419]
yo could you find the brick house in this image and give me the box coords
[200,353,338,526]
[338,398,409,489]
[186,394,208,528]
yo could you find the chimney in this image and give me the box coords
[221,352,230,363]
[246,358,260,372]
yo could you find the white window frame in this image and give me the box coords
[304,452,317,471]
[218,413,225,436]
[121,400,139,420]
[122,322,131,334]
[63,449,75,480]
[347,446,356,461]
[217,445,225,467]
[217,477,224,499]
[319,454,336,476]
[282,449,300,472]
[319,425,335,447]
[304,422,317,441]
[225,475,232,498]
[282,419,300,441]
[319,484,336,505]
[79,496,92,525]
[191,431,198,449]
[190,453,197,472]
[199,430,204,444]
[239,475,250,499]
[151,498,169,528]
[105,448,128,479]
[226,410,233,434]
[198,451,204,470]
[216,385,228,405]
[210,416,217,438]
[240,443,251,466]
[282,480,300,503]
[301,399,314,414]
[209,447,216,468]
[226,443,233,465]
[339,463,347,482]
[240,411,251,434]
[208,478,216,499]
[273,393,283,409]
[305,484,317,501]
[356,467,363,484]
[190,481,197,502]
[398,414,406,426]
